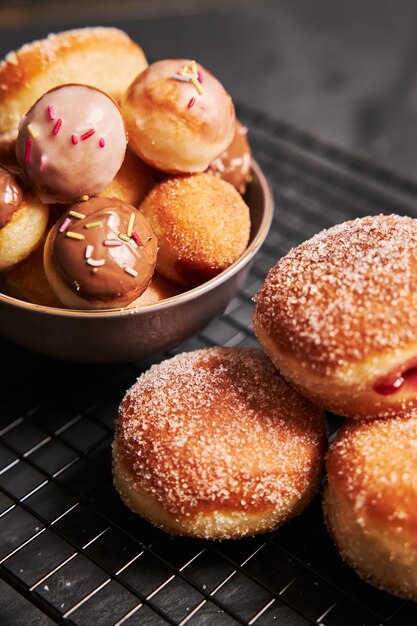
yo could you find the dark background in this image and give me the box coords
[2,0,417,180]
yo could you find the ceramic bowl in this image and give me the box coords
[0,161,273,362]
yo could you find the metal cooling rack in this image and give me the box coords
[2,106,417,626]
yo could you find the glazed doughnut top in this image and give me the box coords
[15,84,127,203]
[328,414,417,533]
[0,166,23,228]
[255,214,417,376]
[51,197,157,301]
[116,347,325,515]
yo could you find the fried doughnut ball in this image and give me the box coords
[113,347,327,539]
[0,27,147,162]
[324,413,417,600]
[99,148,155,207]
[16,84,127,204]
[122,59,235,173]
[44,197,157,310]
[207,120,252,194]
[254,214,417,419]
[0,166,49,272]
[1,238,63,307]
[140,174,251,287]
[128,272,183,308]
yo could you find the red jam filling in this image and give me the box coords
[373,358,417,395]
[175,260,222,287]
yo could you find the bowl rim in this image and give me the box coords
[0,160,274,319]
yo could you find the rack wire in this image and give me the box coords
[1,105,417,625]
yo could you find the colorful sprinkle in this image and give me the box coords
[118,233,130,243]
[180,65,189,76]
[171,73,193,82]
[24,138,31,164]
[104,239,122,247]
[69,210,86,219]
[84,221,103,229]
[87,258,105,267]
[131,231,144,246]
[71,134,78,145]
[127,213,135,238]
[40,155,48,171]
[27,123,39,138]
[187,97,196,109]
[47,105,55,120]
[66,231,84,240]
[59,217,71,233]
[85,244,94,259]
[80,195,89,201]
[191,77,203,95]
[52,118,63,136]
[124,266,138,277]
[81,129,95,141]
[99,138,105,148]
[191,61,198,73]
[197,70,203,83]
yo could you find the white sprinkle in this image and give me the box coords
[230,157,243,167]
[87,258,105,267]
[124,266,138,277]
[85,244,93,259]
[211,158,225,173]
[40,155,48,171]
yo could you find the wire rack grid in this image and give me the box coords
[1,105,417,626]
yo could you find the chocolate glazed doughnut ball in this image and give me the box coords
[44,197,157,309]
[16,84,127,203]
[254,214,417,419]
[324,414,417,600]
[122,59,235,173]
[113,347,327,539]
[140,173,250,287]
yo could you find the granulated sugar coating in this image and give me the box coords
[254,214,417,376]
[324,413,417,599]
[113,347,326,537]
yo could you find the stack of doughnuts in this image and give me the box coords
[0,28,253,310]
[253,213,417,600]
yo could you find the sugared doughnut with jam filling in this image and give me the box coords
[44,196,157,309]
[254,214,417,419]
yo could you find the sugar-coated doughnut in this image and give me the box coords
[207,120,252,194]
[122,59,235,173]
[140,173,250,287]
[44,197,157,309]
[113,347,326,539]
[99,148,155,208]
[0,166,49,271]
[16,84,127,203]
[324,414,417,600]
[0,27,147,162]
[254,214,417,419]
